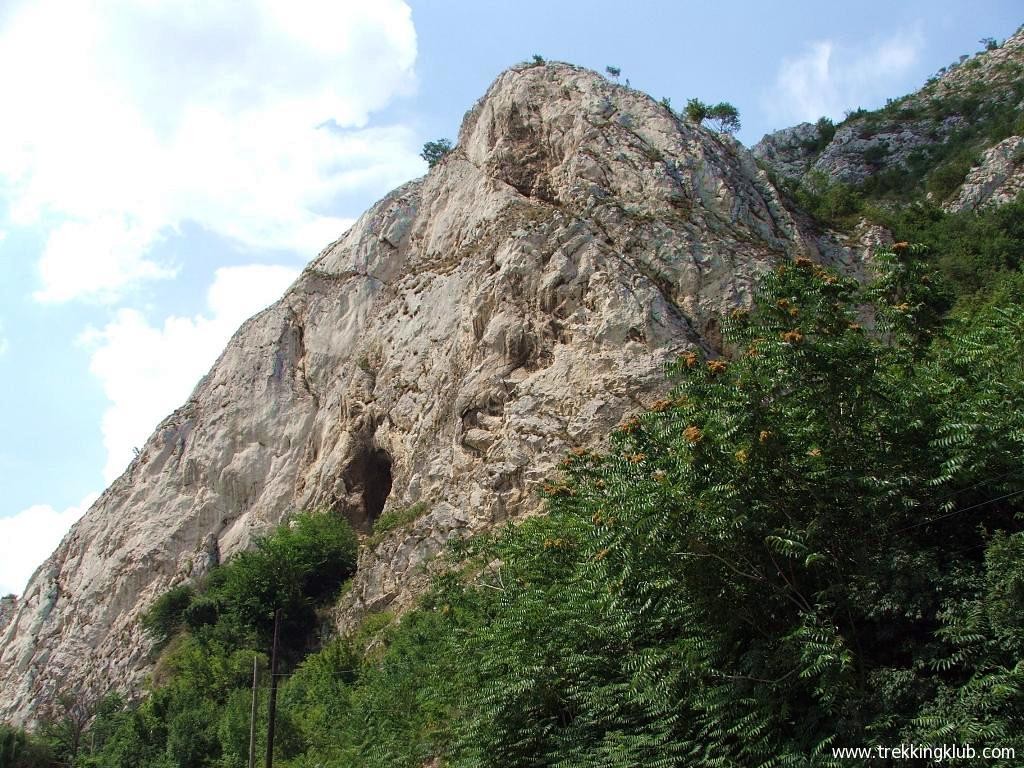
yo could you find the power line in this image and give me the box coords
[894,487,1024,534]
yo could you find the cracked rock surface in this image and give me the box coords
[945,134,1024,212]
[0,62,859,724]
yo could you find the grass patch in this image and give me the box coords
[367,501,429,547]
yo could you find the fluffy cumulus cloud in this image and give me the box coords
[0,318,8,356]
[0,0,421,304]
[82,264,299,481]
[764,31,924,125]
[0,493,99,597]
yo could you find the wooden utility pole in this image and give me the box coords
[264,608,282,768]
[247,655,259,768]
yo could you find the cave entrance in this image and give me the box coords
[363,448,393,529]
[343,446,393,532]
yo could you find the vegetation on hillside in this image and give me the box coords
[0,512,359,768]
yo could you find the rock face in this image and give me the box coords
[812,116,966,186]
[751,122,823,181]
[946,135,1024,212]
[0,596,15,635]
[0,62,851,725]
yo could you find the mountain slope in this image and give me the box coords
[0,62,851,724]
[754,26,1024,203]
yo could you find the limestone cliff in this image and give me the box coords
[0,62,851,724]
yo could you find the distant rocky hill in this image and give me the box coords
[2,25,1023,725]
[754,25,1024,202]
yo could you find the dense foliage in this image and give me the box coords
[876,197,1024,297]
[10,512,360,768]
[0,725,54,768]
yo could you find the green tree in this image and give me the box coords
[706,101,741,134]
[684,97,708,124]
[684,99,741,134]
[0,725,53,768]
[421,139,454,169]
[442,250,1024,764]
[141,584,194,646]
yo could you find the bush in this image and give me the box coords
[0,725,53,768]
[683,97,707,124]
[879,193,1024,294]
[790,170,864,226]
[926,147,979,200]
[801,116,836,152]
[141,584,194,644]
[202,512,358,654]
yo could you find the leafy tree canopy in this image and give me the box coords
[684,98,741,134]
[421,139,454,169]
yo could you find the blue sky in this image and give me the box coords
[0,0,1020,596]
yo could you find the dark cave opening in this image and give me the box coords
[362,448,393,529]
[342,445,394,532]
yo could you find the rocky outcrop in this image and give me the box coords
[0,596,15,635]
[0,62,865,725]
[945,135,1024,211]
[752,123,823,181]
[812,116,966,186]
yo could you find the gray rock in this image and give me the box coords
[751,122,822,180]
[812,118,961,186]
[0,596,16,634]
[945,135,1024,212]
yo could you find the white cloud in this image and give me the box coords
[0,319,8,356]
[0,493,99,597]
[82,264,299,481]
[764,31,924,125]
[33,217,178,303]
[0,0,421,304]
